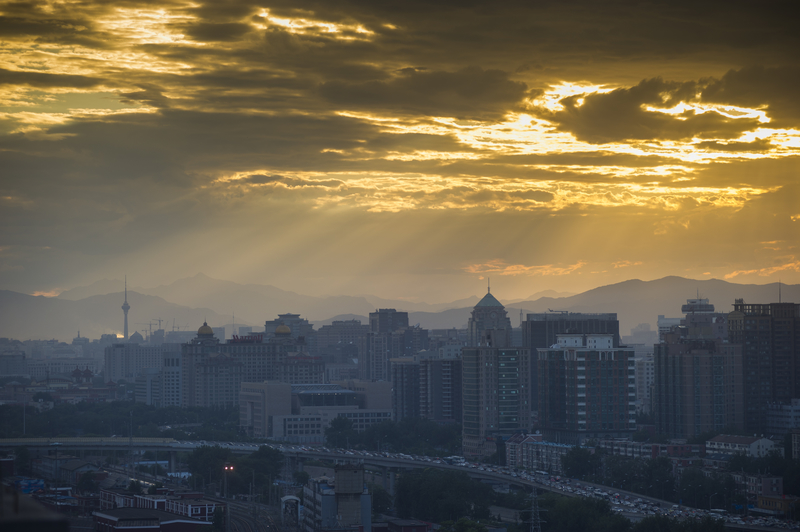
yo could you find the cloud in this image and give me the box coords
[465,259,587,277]
[723,260,800,280]
[0,68,104,89]
[613,260,643,268]
[183,22,253,42]
[543,77,761,144]
[701,66,800,127]
[320,66,529,119]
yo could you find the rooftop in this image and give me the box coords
[475,291,503,308]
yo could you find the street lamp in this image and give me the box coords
[224,463,234,499]
[709,492,719,510]
[224,463,234,532]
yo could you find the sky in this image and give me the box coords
[1,0,799,303]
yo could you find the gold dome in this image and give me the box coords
[275,324,291,335]
[198,321,214,336]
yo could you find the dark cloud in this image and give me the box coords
[242,174,284,184]
[695,138,774,152]
[320,66,528,119]
[546,77,760,143]
[0,67,104,88]
[701,66,800,127]
[183,22,253,42]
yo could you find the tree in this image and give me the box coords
[396,468,494,522]
[77,471,98,493]
[438,518,488,532]
[14,446,31,475]
[369,483,393,516]
[32,392,54,402]
[561,447,600,480]
[293,470,310,486]
[546,497,631,532]
[212,507,225,532]
[632,515,726,532]
[187,445,231,486]
[127,480,143,494]
[325,416,356,449]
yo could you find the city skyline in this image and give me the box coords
[1,1,798,302]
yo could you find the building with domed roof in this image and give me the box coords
[468,287,512,348]
[462,287,532,459]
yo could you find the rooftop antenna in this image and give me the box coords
[122,275,130,341]
[488,277,491,293]
[779,279,782,303]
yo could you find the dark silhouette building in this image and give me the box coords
[728,300,800,433]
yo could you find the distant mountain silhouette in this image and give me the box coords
[10,275,798,342]
[0,290,227,342]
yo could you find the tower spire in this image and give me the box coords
[122,275,130,341]
[488,277,491,293]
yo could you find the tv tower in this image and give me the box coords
[122,276,130,340]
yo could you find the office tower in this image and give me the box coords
[462,346,531,459]
[420,357,462,423]
[728,300,800,433]
[369,309,409,334]
[104,343,162,383]
[391,358,420,421]
[160,345,182,407]
[316,320,370,361]
[358,309,414,381]
[654,333,743,438]
[467,288,512,347]
[523,311,620,348]
[538,334,636,445]
[653,298,744,438]
[522,311,620,414]
[265,313,317,354]
[681,298,728,340]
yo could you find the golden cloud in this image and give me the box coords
[723,260,800,279]
[465,259,587,277]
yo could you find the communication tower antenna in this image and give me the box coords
[529,487,544,532]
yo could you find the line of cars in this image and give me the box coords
[172,442,800,530]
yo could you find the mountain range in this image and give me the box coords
[1,275,796,343]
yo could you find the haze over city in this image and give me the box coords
[1,1,798,303]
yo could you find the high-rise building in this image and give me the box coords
[104,343,161,383]
[391,358,420,421]
[358,309,418,381]
[316,320,370,361]
[265,314,316,353]
[194,353,244,408]
[369,309,409,334]
[522,311,620,414]
[654,334,743,438]
[652,298,745,438]
[420,357,462,423]
[728,300,800,433]
[462,346,532,458]
[538,334,636,445]
[467,288,512,348]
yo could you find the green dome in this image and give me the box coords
[475,291,503,308]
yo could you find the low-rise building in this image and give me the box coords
[766,399,800,436]
[302,465,371,532]
[706,435,775,457]
[239,382,391,442]
[92,508,211,532]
